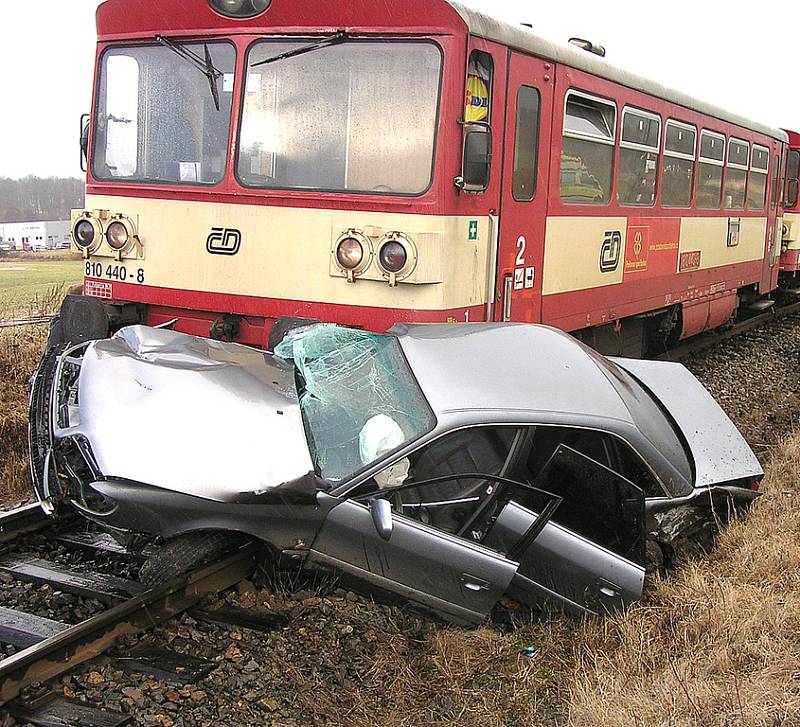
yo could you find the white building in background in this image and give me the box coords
[0,220,71,250]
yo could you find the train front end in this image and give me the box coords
[61,0,494,350]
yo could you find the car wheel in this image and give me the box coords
[138,531,244,588]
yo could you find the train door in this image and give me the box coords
[495,53,554,322]
[762,148,783,292]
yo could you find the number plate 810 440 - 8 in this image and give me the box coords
[85,261,145,285]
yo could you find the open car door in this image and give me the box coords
[306,474,562,626]
[503,444,646,614]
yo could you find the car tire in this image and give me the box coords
[138,531,243,588]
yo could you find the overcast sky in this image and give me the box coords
[0,0,798,179]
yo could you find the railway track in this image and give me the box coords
[0,316,52,330]
[0,504,258,725]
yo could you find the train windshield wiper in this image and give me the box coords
[156,36,222,111]
[250,30,349,68]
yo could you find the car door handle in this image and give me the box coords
[597,580,621,599]
[460,574,492,592]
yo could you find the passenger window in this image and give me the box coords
[512,86,541,201]
[747,145,770,210]
[618,108,661,206]
[724,139,749,210]
[661,121,696,208]
[697,130,725,209]
[465,51,493,124]
[382,426,518,535]
[560,91,616,205]
[786,149,800,209]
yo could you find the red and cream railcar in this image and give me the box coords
[780,129,800,286]
[64,0,789,355]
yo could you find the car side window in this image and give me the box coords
[370,426,519,535]
[516,426,665,499]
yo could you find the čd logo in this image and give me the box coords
[600,230,622,273]
[207,228,242,256]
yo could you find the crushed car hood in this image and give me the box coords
[71,326,315,501]
[612,358,762,487]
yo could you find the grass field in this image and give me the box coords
[0,254,83,318]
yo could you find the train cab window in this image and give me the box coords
[661,121,696,208]
[697,131,726,209]
[560,91,616,205]
[465,51,493,124]
[747,145,770,211]
[512,86,541,201]
[93,43,236,185]
[724,139,749,210]
[618,108,661,206]
[786,149,800,209]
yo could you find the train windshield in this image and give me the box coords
[237,40,442,195]
[92,42,236,185]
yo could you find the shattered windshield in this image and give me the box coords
[275,325,435,482]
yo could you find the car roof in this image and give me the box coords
[392,323,633,425]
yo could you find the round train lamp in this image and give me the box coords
[73,220,96,249]
[378,241,407,274]
[208,0,271,18]
[106,221,130,251]
[336,237,364,270]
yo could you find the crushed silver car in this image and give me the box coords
[28,323,762,624]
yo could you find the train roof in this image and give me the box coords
[95,0,787,143]
[448,2,787,143]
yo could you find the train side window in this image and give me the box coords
[747,145,770,211]
[465,51,493,124]
[512,86,541,201]
[697,130,725,209]
[661,120,696,208]
[560,91,616,205]
[618,108,661,207]
[724,139,749,210]
[786,150,800,209]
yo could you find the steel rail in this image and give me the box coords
[0,503,52,543]
[0,316,52,330]
[0,543,257,706]
[655,299,800,362]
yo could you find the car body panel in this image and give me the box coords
[64,325,315,501]
[307,494,519,624]
[613,357,763,487]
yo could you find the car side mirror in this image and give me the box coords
[369,498,393,541]
[80,113,90,173]
[456,124,492,192]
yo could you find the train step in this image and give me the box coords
[748,299,775,312]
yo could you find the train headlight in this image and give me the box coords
[379,241,407,274]
[332,230,372,281]
[106,221,129,251]
[208,0,271,18]
[377,232,417,285]
[74,220,96,249]
[336,237,364,270]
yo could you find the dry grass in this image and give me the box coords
[0,327,45,506]
[565,437,800,727]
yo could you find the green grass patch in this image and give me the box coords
[0,256,83,318]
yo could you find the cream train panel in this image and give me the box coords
[542,217,627,295]
[783,213,800,250]
[678,217,766,270]
[81,196,490,311]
